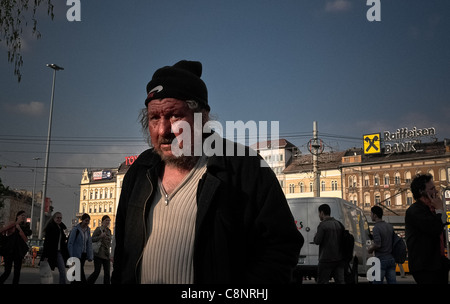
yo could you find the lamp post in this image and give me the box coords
[39,64,64,239]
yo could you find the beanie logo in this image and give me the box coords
[148,85,163,99]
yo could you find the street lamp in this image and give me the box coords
[31,157,40,235]
[39,64,64,239]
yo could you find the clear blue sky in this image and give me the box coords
[1,0,449,221]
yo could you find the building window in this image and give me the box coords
[374,175,380,186]
[405,171,412,184]
[289,184,295,193]
[364,193,371,207]
[406,191,413,205]
[321,181,326,192]
[309,182,313,192]
[384,174,390,186]
[299,182,304,193]
[375,194,381,205]
[349,175,357,188]
[364,175,369,187]
[384,192,391,206]
[394,172,401,185]
[331,180,338,191]
[395,191,402,206]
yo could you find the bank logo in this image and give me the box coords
[363,133,381,155]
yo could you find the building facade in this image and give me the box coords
[78,139,449,230]
[78,158,134,234]
[283,151,344,199]
[341,141,450,216]
[252,139,299,191]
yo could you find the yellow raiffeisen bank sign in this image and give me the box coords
[363,133,381,154]
[363,126,436,155]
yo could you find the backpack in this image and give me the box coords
[339,222,355,262]
[392,232,407,264]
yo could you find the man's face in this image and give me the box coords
[423,179,438,200]
[318,211,324,221]
[147,98,195,163]
[54,214,62,225]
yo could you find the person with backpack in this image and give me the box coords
[68,213,93,283]
[368,206,396,284]
[313,204,345,284]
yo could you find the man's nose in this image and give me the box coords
[157,118,172,136]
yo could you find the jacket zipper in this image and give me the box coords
[134,170,154,283]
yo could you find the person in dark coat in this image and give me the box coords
[112,60,303,284]
[0,210,32,284]
[405,173,449,284]
[41,212,70,284]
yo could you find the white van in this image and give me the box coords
[288,197,371,283]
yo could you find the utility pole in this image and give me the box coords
[312,121,321,197]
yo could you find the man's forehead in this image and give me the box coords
[147,98,187,110]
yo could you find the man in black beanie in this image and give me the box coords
[112,60,303,284]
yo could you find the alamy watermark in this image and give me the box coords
[66,1,381,23]
[366,0,381,22]
[366,257,381,282]
[168,113,279,167]
[66,0,81,22]
[66,257,81,282]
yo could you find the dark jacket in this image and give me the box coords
[405,199,446,273]
[0,222,31,258]
[112,139,303,284]
[42,221,69,270]
[313,217,343,263]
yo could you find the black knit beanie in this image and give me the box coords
[145,60,209,111]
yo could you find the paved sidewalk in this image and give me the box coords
[0,260,109,284]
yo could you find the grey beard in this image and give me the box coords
[153,149,199,171]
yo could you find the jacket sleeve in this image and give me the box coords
[314,223,324,245]
[87,229,93,260]
[67,229,75,257]
[408,202,444,236]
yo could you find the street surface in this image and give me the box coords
[0,258,107,284]
[0,259,418,284]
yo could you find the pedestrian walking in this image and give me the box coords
[87,215,112,284]
[68,213,93,283]
[368,205,396,284]
[0,210,32,284]
[41,212,70,284]
[313,204,345,284]
[405,173,449,284]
